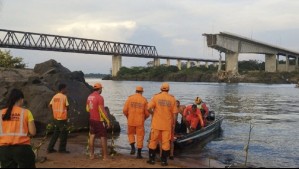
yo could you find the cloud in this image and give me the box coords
[55,20,137,42]
[1,0,299,73]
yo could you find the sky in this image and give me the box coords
[1,0,299,74]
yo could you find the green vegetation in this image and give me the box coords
[0,50,26,68]
[115,65,219,82]
[113,60,299,83]
[84,73,110,79]
[238,60,265,73]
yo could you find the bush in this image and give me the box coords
[0,50,25,68]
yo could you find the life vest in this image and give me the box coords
[0,107,30,146]
[50,93,68,120]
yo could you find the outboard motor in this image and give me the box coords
[207,111,215,121]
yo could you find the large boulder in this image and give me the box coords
[0,59,120,134]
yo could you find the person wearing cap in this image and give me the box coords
[86,83,111,160]
[123,86,150,159]
[194,97,209,122]
[47,83,70,154]
[147,82,178,166]
[183,104,205,133]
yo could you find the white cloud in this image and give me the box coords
[55,20,137,42]
[1,0,299,73]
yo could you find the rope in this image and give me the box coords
[109,120,117,156]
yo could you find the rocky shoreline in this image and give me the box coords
[0,59,120,134]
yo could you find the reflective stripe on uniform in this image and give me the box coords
[53,98,66,112]
[0,109,27,137]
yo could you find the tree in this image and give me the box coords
[0,50,26,68]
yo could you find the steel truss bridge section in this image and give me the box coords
[0,29,158,58]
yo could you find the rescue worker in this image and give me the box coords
[147,82,178,166]
[47,83,70,154]
[123,86,150,159]
[0,89,36,168]
[183,104,205,132]
[194,97,209,121]
[86,83,111,160]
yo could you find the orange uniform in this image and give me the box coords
[123,93,149,149]
[0,106,34,146]
[183,105,204,130]
[148,91,178,151]
[49,93,69,120]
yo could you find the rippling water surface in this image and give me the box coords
[86,79,299,168]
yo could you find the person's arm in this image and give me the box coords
[123,99,129,118]
[183,106,190,118]
[147,98,155,114]
[144,101,150,120]
[99,105,110,127]
[49,97,53,108]
[65,97,70,111]
[86,104,90,112]
[27,111,36,136]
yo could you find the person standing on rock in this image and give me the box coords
[86,83,111,160]
[147,82,178,166]
[0,89,36,168]
[47,83,70,154]
[123,86,150,159]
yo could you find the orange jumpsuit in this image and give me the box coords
[183,105,205,130]
[123,93,149,149]
[148,92,178,151]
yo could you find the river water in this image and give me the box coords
[86,79,299,168]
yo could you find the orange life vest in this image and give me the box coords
[50,93,68,120]
[0,106,31,146]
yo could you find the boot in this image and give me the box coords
[146,149,156,165]
[136,148,143,159]
[161,150,170,166]
[130,143,136,155]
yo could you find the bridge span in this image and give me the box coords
[0,29,220,76]
[203,32,299,74]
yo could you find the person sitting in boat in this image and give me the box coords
[174,100,187,134]
[183,104,205,133]
[194,97,209,122]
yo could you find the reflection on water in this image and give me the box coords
[86,79,299,168]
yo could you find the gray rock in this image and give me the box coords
[0,60,121,134]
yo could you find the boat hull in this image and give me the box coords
[174,116,224,148]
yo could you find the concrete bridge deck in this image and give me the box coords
[203,32,299,73]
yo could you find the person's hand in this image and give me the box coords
[106,123,111,129]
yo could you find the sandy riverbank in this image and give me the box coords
[32,132,225,168]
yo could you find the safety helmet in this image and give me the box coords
[93,83,103,89]
[195,97,202,104]
[160,82,170,91]
[136,86,144,92]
